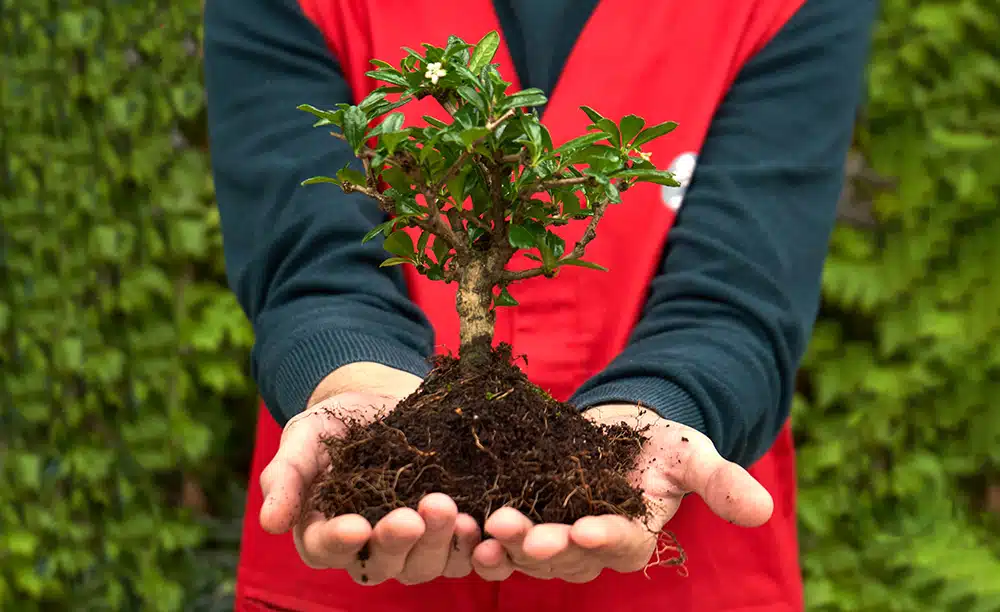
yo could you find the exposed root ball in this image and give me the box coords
[309,344,649,527]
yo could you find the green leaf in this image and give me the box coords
[382,131,410,153]
[518,115,545,160]
[402,46,427,65]
[445,35,472,64]
[432,235,451,262]
[579,105,605,124]
[336,166,366,187]
[495,286,519,307]
[595,118,621,148]
[457,86,488,114]
[447,169,468,203]
[425,265,445,281]
[469,31,501,74]
[616,168,680,186]
[297,104,344,127]
[543,231,566,258]
[343,106,368,153]
[558,192,585,216]
[369,112,404,139]
[423,115,450,129]
[632,121,678,147]
[619,115,645,147]
[558,258,608,271]
[556,132,608,157]
[358,90,387,113]
[394,198,422,215]
[585,169,621,203]
[501,88,548,111]
[508,224,537,249]
[571,144,621,169]
[379,257,412,267]
[362,219,396,243]
[382,166,412,193]
[383,230,416,257]
[460,127,491,148]
[300,176,338,186]
[417,230,431,256]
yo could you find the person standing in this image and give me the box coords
[204,0,877,610]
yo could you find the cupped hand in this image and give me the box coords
[470,404,773,582]
[258,363,482,585]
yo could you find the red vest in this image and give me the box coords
[237,1,806,610]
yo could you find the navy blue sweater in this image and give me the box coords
[203,0,876,466]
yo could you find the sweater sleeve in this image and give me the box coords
[203,0,434,426]
[571,0,878,467]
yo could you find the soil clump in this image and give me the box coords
[309,344,650,527]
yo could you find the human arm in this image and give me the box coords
[475,0,878,581]
[203,0,434,427]
[570,0,879,468]
[203,0,479,584]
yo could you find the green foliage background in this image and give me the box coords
[1,1,997,610]
[1,3,254,610]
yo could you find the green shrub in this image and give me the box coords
[795,1,1000,609]
[1,1,998,610]
[1,2,254,610]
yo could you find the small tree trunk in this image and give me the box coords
[456,258,496,370]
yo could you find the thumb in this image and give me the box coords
[668,434,774,528]
[258,408,343,534]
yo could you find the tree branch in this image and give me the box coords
[435,108,517,195]
[338,162,468,256]
[500,199,610,282]
[501,151,526,164]
[538,176,595,190]
[341,183,394,213]
[328,108,522,262]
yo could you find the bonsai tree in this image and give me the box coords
[298,31,678,371]
[296,32,683,562]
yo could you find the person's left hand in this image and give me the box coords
[470,404,774,582]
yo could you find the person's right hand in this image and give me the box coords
[257,362,482,585]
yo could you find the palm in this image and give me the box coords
[471,405,774,582]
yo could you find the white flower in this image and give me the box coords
[424,62,447,85]
[635,150,653,163]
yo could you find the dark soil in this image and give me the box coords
[308,344,650,527]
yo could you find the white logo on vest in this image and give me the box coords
[660,152,697,212]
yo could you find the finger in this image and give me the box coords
[569,515,635,551]
[669,439,773,527]
[522,523,599,581]
[560,565,604,584]
[396,494,459,584]
[569,515,657,573]
[699,461,773,527]
[353,507,425,585]
[471,538,515,581]
[443,513,481,579]
[294,513,371,569]
[483,507,533,561]
[259,412,336,534]
[521,523,572,562]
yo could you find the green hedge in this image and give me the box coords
[1,1,997,610]
[1,3,254,610]
[794,1,1000,610]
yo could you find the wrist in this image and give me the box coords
[307,361,423,408]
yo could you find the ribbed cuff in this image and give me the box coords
[265,328,432,425]
[570,376,707,435]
